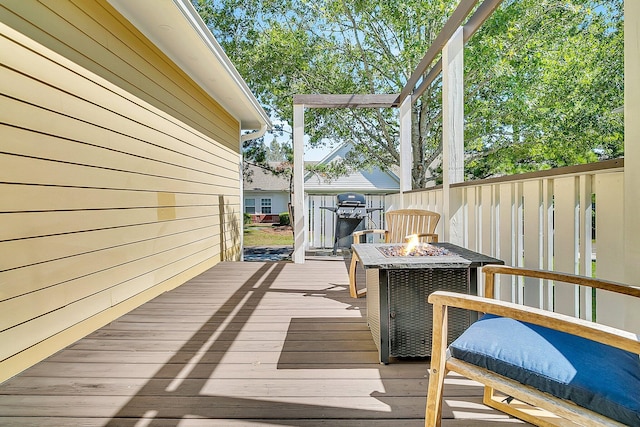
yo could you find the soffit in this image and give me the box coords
[107,0,271,131]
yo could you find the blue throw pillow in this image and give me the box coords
[449,314,640,426]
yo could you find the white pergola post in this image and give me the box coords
[442,26,464,244]
[597,1,640,331]
[293,103,305,263]
[623,0,640,330]
[399,95,413,205]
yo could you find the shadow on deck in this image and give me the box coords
[0,256,528,426]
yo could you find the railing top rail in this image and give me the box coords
[403,158,623,194]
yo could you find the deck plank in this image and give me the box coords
[0,258,528,426]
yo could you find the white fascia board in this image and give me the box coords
[106,0,271,131]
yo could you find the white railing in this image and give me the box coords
[386,159,626,325]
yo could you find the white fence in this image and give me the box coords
[386,159,631,328]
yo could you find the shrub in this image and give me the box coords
[279,212,290,225]
[243,212,252,225]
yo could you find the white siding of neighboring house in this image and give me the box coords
[244,192,290,216]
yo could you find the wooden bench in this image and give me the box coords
[425,265,640,427]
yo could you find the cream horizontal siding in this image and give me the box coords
[0,0,238,148]
[0,183,221,211]
[0,205,217,241]
[0,1,243,381]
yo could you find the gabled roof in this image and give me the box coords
[244,164,290,192]
[107,0,271,131]
[304,143,400,193]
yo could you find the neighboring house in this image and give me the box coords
[304,142,400,194]
[243,163,291,223]
[0,0,270,381]
[304,143,400,249]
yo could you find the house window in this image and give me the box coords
[245,198,255,214]
[261,198,272,214]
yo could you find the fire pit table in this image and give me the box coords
[352,242,503,364]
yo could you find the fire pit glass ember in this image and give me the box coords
[378,243,453,258]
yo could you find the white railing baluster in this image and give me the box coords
[498,183,516,302]
[594,172,625,327]
[523,180,544,308]
[579,174,594,320]
[553,176,580,316]
[543,178,554,310]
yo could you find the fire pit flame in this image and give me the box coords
[378,240,452,258]
[404,234,419,255]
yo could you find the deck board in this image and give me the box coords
[0,257,528,426]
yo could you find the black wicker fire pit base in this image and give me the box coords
[352,242,503,364]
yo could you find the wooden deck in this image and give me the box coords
[0,256,528,426]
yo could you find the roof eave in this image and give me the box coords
[106,0,271,131]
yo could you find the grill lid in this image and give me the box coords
[336,192,366,207]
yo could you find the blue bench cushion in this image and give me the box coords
[449,314,640,426]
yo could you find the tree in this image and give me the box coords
[464,0,624,179]
[193,0,623,187]
[263,139,288,162]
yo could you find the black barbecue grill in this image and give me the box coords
[320,193,382,255]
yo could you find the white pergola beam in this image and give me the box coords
[397,0,478,105]
[292,94,398,108]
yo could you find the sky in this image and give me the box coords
[302,144,333,161]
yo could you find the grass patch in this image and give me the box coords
[244,224,293,246]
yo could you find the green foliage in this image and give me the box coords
[243,212,252,225]
[304,160,349,182]
[193,0,623,186]
[265,140,291,162]
[278,212,290,225]
[464,0,624,179]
